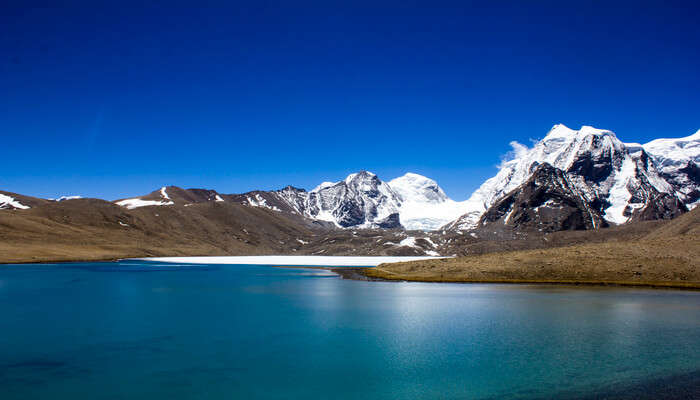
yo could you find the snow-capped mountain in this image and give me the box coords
[102,124,697,233]
[305,171,402,228]
[232,171,469,230]
[388,173,472,230]
[643,129,700,209]
[447,124,684,231]
[235,171,403,228]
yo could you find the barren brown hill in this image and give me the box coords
[368,207,700,288]
[0,199,320,263]
[0,198,434,263]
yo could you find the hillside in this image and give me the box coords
[366,207,700,288]
[0,198,438,263]
[0,199,317,263]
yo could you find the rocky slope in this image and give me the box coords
[476,163,606,232]
[0,197,445,263]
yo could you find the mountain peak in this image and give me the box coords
[344,170,377,184]
[452,124,675,231]
[545,124,614,141]
[387,173,474,230]
[546,123,575,138]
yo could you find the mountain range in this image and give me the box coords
[1,124,698,261]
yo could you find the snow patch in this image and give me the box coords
[246,194,282,211]
[116,198,174,209]
[604,156,636,224]
[399,237,417,247]
[51,195,82,202]
[0,194,29,210]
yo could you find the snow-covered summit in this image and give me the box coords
[643,129,700,209]
[447,124,678,230]
[644,129,700,165]
[387,173,473,230]
[389,173,448,203]
[237,171,472,230]
[304,171,402,228]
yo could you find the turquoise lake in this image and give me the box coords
[1,260,699,399]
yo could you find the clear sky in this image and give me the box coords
[2,1,699,200]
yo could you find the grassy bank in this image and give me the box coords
[365,233,699,289]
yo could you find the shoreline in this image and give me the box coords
[2,257,699,290]
[325,267,700,290]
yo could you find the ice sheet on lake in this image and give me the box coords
[132,255,445,266]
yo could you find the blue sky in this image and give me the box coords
[2,1,699,200]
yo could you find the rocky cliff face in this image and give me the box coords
[477,163,606,232]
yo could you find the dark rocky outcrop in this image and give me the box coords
[477,163,606,232]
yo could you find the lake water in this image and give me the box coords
[1,260,699,399]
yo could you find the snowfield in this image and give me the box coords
[133,255,446,266]
[643,129,700,209]
[388,173,476,230]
